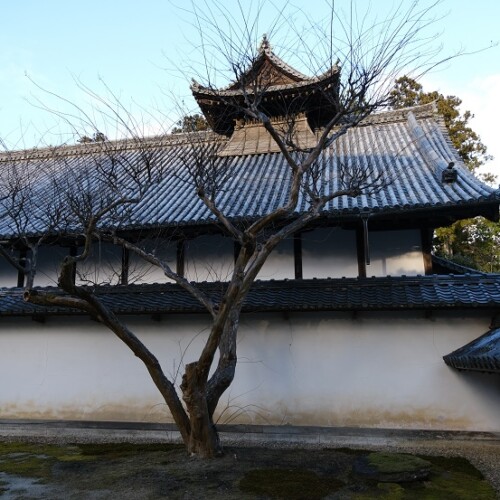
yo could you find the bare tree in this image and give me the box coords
[0,1,460,457]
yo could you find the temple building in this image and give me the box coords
[0,39,498,435]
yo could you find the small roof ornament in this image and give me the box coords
[259,34,271,53]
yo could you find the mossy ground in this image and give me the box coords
[239,468,344,499]
[367,452,431,474]
[0,441,496,499]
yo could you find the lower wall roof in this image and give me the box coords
[1,274,499,318]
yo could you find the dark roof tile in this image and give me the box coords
[443,328,500,374]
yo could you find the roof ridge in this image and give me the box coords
[358,102,437,126]
[0,130,218,162]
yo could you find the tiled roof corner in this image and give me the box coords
[443,327,500,374]
[432,255,487,275]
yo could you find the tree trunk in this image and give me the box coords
[181,362,222,458]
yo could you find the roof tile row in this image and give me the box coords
[2,274,499,318]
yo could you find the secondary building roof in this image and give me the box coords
[444,327,500,374]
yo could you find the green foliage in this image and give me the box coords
[434,217,500,273]
[172,114,209,133]
[77,131,107,143]
[391,77,499,272]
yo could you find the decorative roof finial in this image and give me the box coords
[259,34,271,53]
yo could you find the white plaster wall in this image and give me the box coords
[231,312,499,431]
[33,246,69,287]
[128,238,177,284]
[185,235,234,282]
[0,311,498,432]
[367,229,424,276]
[76,242,122,286]
[0,315,212,422]
[257,238,294,280]
[302,228,358,278]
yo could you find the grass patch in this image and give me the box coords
[77,442,182,458]
[367,452,431,474]
[0,442,83,481]
[0,442,79,458]
[239,468,343,499]
[419,455,484,479]
[417,471,496,500]
[0,455,54,481]
[333,447,371,455]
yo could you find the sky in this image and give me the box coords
[1,0,499,182]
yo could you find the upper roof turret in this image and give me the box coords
[191,36,340,135]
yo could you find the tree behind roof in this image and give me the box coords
[172,114,209,134]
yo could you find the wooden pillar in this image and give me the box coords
[176,239,185,277]
[17,249,27,288]
[421,228,434,275]
[294,233,303,279]
[121,247,130,285]
[68,245,78,284]
[356,227,367,278]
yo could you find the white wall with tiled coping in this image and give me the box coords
[0,310,497,432]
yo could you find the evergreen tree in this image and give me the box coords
[77,131,107,143]
[171,114,209,133]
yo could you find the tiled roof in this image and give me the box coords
[2,274,500,318]
[0,104,497,238]
[443,327,500,374]
[190,36,339,94]
[431,255,487,275]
